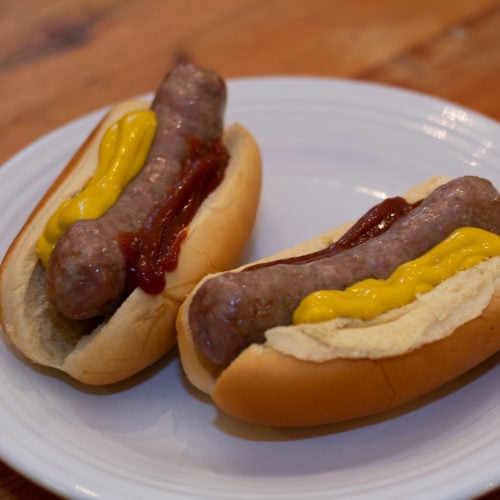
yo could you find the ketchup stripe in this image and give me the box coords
[118,137,229,295]
[245,197,421,271]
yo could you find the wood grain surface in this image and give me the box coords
[1,1,499,498]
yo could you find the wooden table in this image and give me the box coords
[1,1,499,498]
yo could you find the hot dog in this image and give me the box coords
[0,62,262,385]
[176,176,500,427]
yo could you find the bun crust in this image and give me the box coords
[176,176,500,427]
[0,101,262,385]
[211,290,499,427]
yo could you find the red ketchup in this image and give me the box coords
[244,196,421,271]
[118,137,229,294]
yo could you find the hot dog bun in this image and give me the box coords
[176,177,500,427]
[0,99,262,385]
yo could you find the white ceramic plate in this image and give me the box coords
[0,77,499,500]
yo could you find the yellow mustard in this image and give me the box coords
[37,110,157,268]
[292,227,500,324]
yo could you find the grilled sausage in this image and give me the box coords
[46,62,226,320]
[189,176,500,367]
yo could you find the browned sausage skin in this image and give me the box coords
[46,62,227,320]
[188,176,500,368]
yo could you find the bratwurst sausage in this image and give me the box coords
[46,62,226,320]
[189,175,500,367]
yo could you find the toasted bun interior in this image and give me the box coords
[265,256,500,361]
[0,100,262,385]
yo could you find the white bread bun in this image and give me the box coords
[176,176,500,427]
[0,99,262,385]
